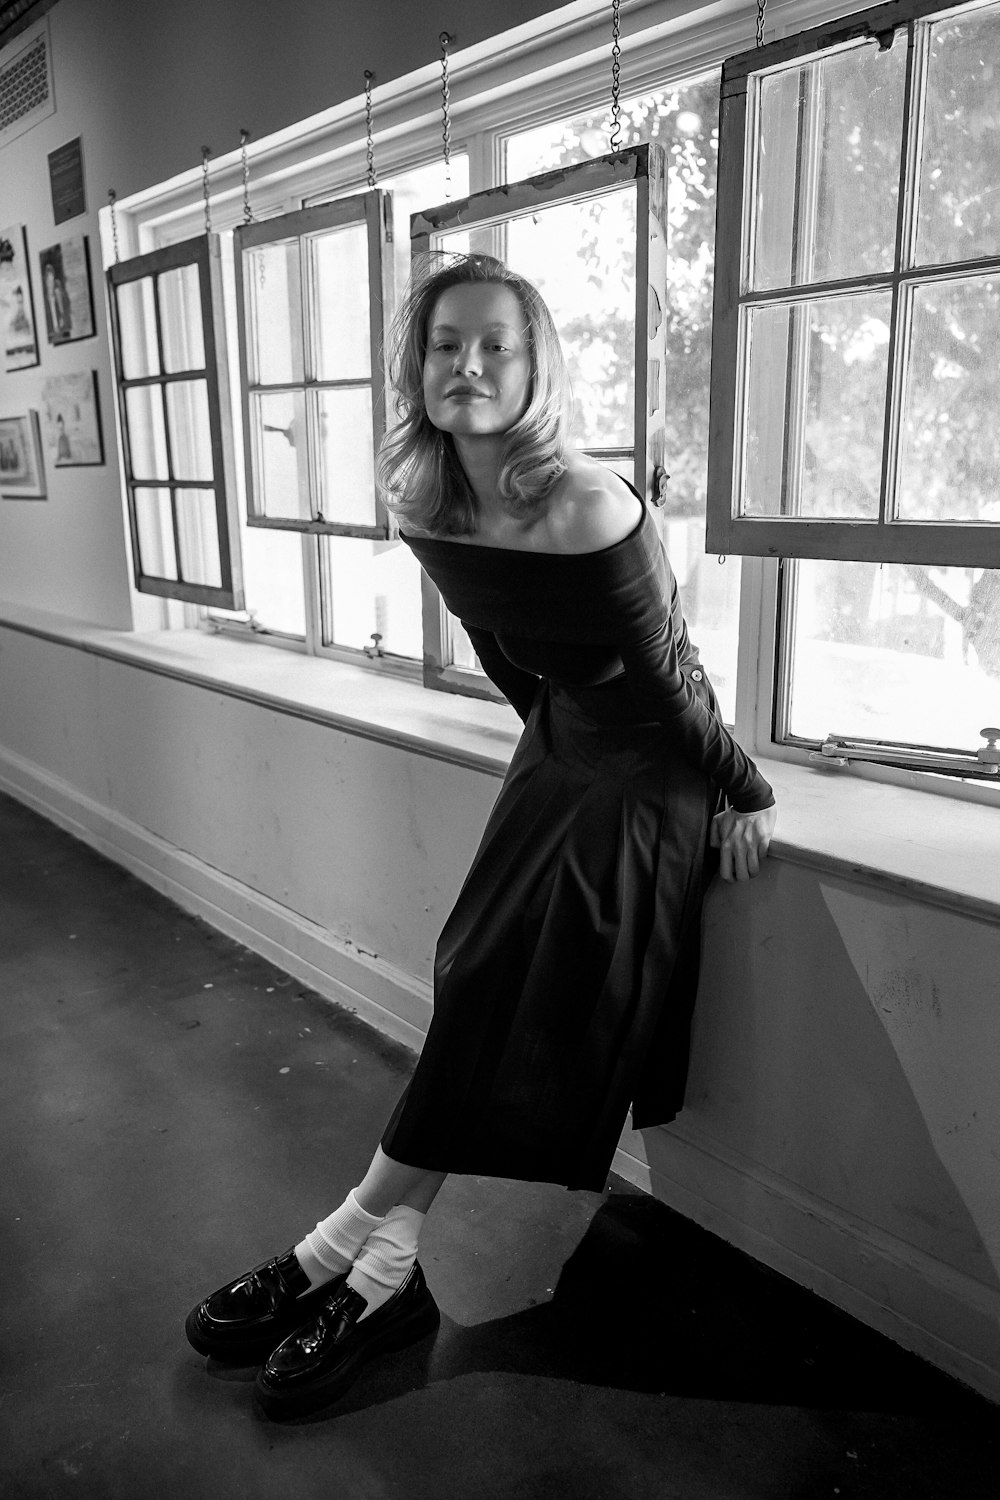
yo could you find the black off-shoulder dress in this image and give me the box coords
[380,502,773,1192]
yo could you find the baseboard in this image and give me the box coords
[613,1123,1000,1404]
[0,746,433,1054]
[4,745,998,1405]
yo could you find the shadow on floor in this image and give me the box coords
[193,1191,994,1430]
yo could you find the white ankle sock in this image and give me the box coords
[346,1204,425,1321]
[294,1190,386,1292]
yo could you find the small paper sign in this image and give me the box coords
[48,137,86,225]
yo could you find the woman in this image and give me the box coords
[186,254,776,1419]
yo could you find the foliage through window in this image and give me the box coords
[708,0,1000,571]
[505,76,740,723]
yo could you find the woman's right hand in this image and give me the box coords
[710,804,777,883]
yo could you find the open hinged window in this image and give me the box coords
[708,0,1000,568]
[233,191,394,538]
[107,235,244,608]
[411,142,668,697]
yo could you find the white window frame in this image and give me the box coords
[97,0,999,808]
[707,0,1000,569]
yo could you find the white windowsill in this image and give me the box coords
[2,600,998,923]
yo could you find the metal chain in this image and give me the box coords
[240,129,254,224]
[609,0,622,152]
[440,32,453,198]
[756,0,767,47]
[201,146,212,236]
[108,189,120,263]
[364,71,378,188]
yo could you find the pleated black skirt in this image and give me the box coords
[381,674,722,1191]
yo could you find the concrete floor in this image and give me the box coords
[0,790,996,1500]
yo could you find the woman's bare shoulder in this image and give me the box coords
[542,454,644,554]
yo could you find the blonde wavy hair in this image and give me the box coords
[377,253,574,535]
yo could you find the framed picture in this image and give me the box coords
[38,233,94,345]
[41,371,104,467]
[0,224,40,371]
[0,411,46,498]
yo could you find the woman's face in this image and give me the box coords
[422,283,532,438]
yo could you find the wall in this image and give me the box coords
[618,862,1000,1398]
[1,0,999,1404]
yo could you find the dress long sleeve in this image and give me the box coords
[619,619,773,813]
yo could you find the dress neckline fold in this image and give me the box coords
[400,503,650,562]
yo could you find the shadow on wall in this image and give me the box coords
[666,861,1000,1292]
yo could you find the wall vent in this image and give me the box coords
[0,19,54,149]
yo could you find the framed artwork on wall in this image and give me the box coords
[0,224,40,371]
[41,371,104,467]
[38,233,95,345]
[0,411,46,498]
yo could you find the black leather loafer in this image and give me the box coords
[254,1262,439,1419]
[185,1247,342,1363]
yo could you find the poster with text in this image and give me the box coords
[38,234,94,345]
[41,371,104,467]
[0,225,40,371]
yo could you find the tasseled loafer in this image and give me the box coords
[185,1248,343,1363]
[253,1262,440,1419]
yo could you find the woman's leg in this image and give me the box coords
[353,1146,447,1218]
[295,1147,445,1292]
[343,1151,446,1319]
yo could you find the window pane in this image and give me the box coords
[786,559,999,747]
[134,487,176,579]
[666,525,740,724]
[897,275,1000,522]
[315,387,377,527]
[387,156,468,294]
[116,278,159,379]
[450,619,478,672]
[243,239,304,385]
[512,194,636,450]
[125,384,169,480]
[319,536,423,657]
[751,41,905,291]
[743,294,890,519]
[309,222,371,381]
[159,263,205,372]
[165,379,213,481]
[176,488,221,587]
[209,527,307,637]
[251,390,310,522]
[916,2,1000,266]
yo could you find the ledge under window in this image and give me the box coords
[1,600,998,923]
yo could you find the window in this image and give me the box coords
[210,157,468,662]
[411,143,668,698]
[709,0,1000,570]
[234,191,393,539]
[107,235,243,609]
[708,0,1000,783]
[504,75,740,724]
[102,1,999,801]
